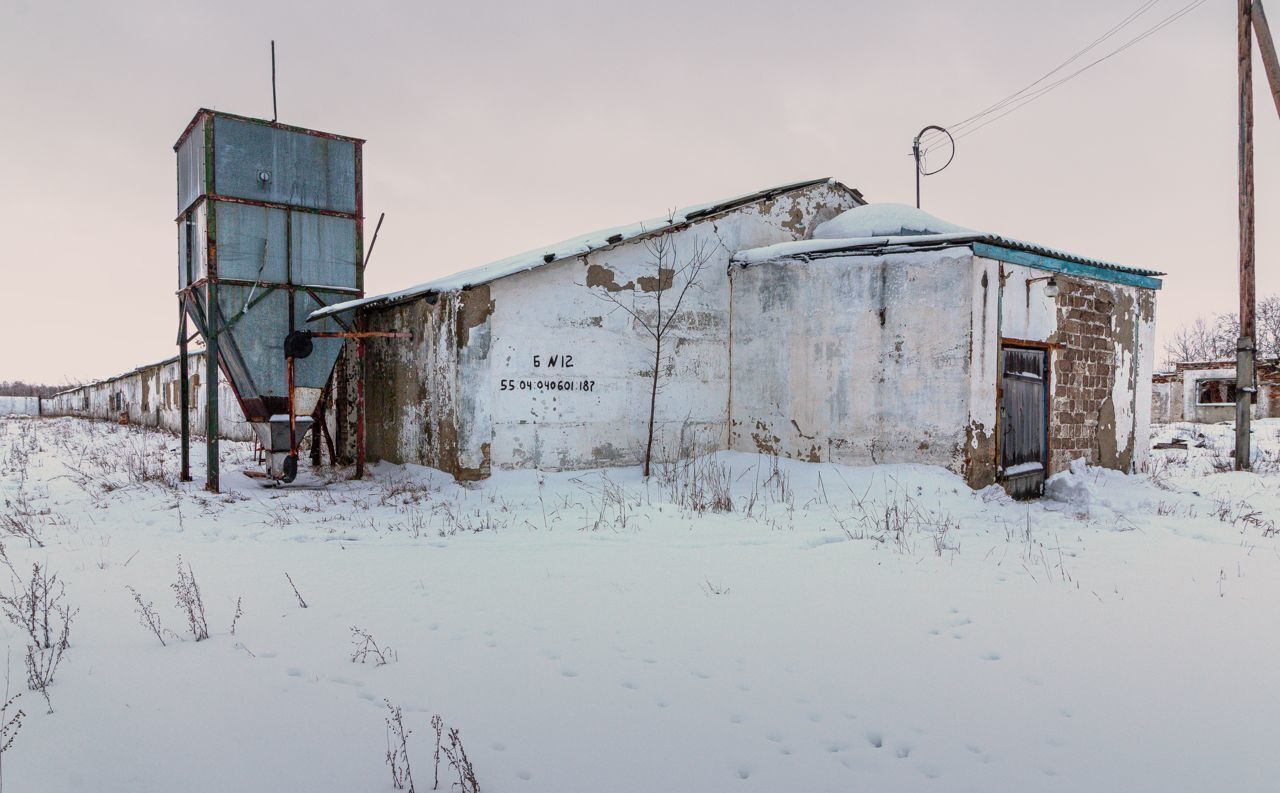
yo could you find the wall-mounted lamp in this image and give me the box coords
[1026,275,1059,299]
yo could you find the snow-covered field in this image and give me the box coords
[2,416,1279,792]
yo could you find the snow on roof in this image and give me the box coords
[309,178,861,321]
[812,202,973,239]
[733,203,1163,283]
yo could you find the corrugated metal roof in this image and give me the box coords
[733,231,1163,281]
[309,178,864,321]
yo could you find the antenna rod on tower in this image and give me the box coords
[271,41,278,122]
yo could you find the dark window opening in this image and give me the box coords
[1197,379,1254,406]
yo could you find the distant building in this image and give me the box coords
[1152,361,1280,424]
[40,352,253,442]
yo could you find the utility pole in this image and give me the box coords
[1237,0,1256,471]
[1255,1,1280,118]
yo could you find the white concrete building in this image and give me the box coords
[319,181,1162,497]
[1152,361,1280,424]
[40,351,254,441]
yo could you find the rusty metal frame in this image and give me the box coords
[177,108,369,489]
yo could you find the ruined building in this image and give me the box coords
[315,180,1161,497]
[43,178,1162,497]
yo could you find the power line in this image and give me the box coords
[917,0,1210,155]
[920,0,1161,147]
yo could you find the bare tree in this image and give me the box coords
[1164,299,1280,368]
[587,225,718,476]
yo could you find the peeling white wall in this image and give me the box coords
[1133,294,1157,471]
[728,247,978,473]
[996,264,1059,343]
[470,181,859,472]
[0,396,40,416]
[39,353,252,441]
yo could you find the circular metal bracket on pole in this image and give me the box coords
[912,125,955,209]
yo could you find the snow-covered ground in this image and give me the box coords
[2,416,1279,792]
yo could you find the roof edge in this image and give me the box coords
[309,177,863,322]
[174,108,366,151]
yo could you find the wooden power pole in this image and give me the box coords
[1237,0,1256,471]
[1254,1,1280,119]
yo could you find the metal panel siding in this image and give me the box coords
[211,116,357,213]
[213,202,289,283]
[217,285,289,398]
[176,116,206,213]
[292,291,344,390]
[177,203,209,286]
[290,213,358,288]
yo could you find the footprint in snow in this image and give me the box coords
[491,743,507,752]
[516,770,533,781]
[691,670,712,680]
[894,744,911,759]
[286,667,303,677]
[866,731,884,749]
[736,768,751,780]
[621,680,639,690]
[560,669,578,678]
[981,651,1001,661]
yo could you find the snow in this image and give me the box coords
[2,415,1280,792]
[309,180,834,322]
[1003,461,1044,476]
[731,203,1158,279]
[812,203,975,240]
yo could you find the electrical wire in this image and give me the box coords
[918,0,1161,148]
[917,0,1210,156]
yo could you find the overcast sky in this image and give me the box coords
[1,0,1276,384]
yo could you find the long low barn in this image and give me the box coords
[40,351,254,442]
[316,179,1162,497]
[41,178,1163,497]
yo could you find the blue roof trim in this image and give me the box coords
[974,242,1163,290]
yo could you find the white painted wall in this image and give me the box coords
[473,181,859,471]
[728,247,979,473]
[39,353,253,441]
[0,396,39,416]
[1177,366,1243,424]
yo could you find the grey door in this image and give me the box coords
[1000,347,1048,499]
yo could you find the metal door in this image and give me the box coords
[1000,347,1048,499]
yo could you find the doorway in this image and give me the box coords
[1000,346,1049,499]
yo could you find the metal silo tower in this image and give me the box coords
[174,109,367,490]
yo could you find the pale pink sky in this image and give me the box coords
[1,0,1276,384]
